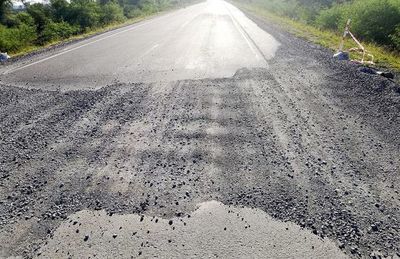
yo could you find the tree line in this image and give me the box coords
[0,0,186,53]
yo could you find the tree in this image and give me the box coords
[26,3,52,33]
[0,0,12,24]
[100,1,125,24]
[67,0,101,29]
[50,0,70,22]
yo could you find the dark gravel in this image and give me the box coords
[1,9,400,259]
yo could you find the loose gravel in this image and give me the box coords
[1,11,400,259]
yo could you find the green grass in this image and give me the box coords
[234,1,400,73]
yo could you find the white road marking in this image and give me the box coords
[140,44,160,58]
[180,20,191,29]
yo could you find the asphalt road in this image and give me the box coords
[1,0,400,258]
[0,0,278,90]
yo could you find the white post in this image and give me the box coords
[339,19,351,51]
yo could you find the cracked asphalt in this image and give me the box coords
[0,0,400,258]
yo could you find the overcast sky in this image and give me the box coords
[13,0,50,8]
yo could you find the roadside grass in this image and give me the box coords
[234,1,400,73]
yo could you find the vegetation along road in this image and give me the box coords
[0,0,399,258]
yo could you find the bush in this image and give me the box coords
[67,0,101,30]
[15,12,35,26]
[50,0,69,22]
[40,21,79,43]
[126,7,143,18]
[100,2,125,25]
[139,0,157,14]
[348,0,400,46]
[26,3,52,33]
[315,0,400,50]
[268,0,299,19]
[0,24,37,52]
[3,12,35,27]
[0,0,12,24]
[390,25,400,51]
[316,4,348,31]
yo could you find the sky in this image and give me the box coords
[12,0,50,9]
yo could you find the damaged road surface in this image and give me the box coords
[1,0,400,258]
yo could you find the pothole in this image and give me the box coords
[36,200,347,258]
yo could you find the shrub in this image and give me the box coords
[272,0,299,19]
[26,3,52,33]
[315,0,400,49]
[15,12,35,26]
[67,0,101,30]
[3,12,35,27]
[348,0,400,46]
[0,24,37,52]
[0,0,12,24]
[50,0,70,22]
[316,4,348,31]
[40,21,79,43]
[139,0,157,15]
[390,25,400,51]
[100,2,125,25]
[126,7,143,18]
